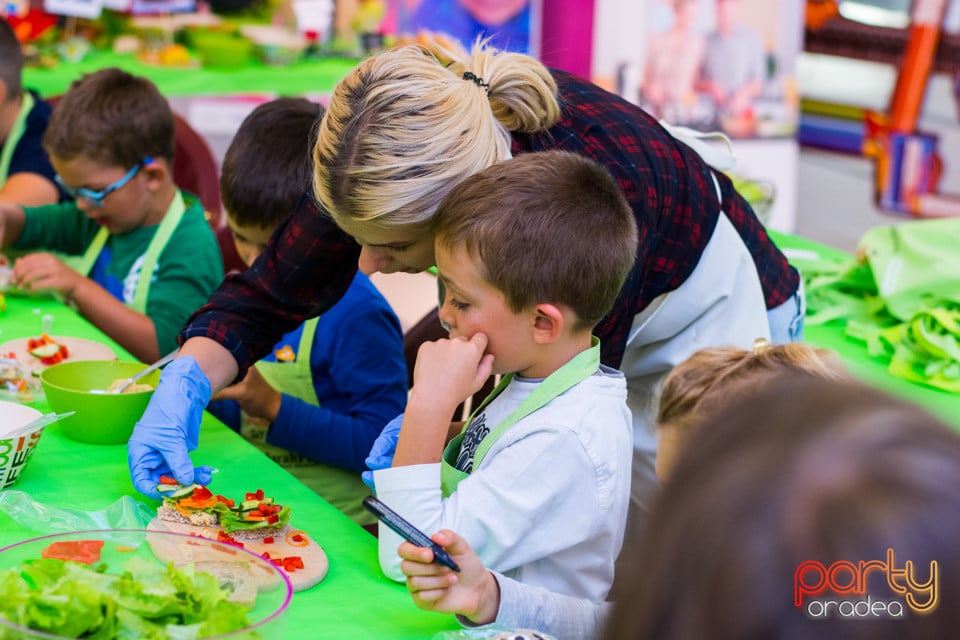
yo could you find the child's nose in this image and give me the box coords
[76,197,99,215]
[358,246,389,275]
[437,304,455,335]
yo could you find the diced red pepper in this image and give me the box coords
[192,485,214,500]
[216,530,244,549]
[59,344,69,358]
[290,534,304,543]
[281,556,304,572]
[263,536,274,544]
[158,475,179,485]
[42,540,105,565]
[216,494,235,507]
[261,551,271,560]
[266,514,279,524]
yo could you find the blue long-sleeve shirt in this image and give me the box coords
[208,273,407,472]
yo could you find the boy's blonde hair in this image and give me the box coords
[433,151,637,330]
[43,68,174,167]
[657,342,847,446]
[312,38,559,236]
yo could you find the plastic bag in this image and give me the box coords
[0,490,155,546]
[793,218,960,392]
[858,217,960,321]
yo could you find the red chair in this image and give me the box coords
[172,112,223,229]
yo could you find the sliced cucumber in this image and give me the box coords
[239,499,260,511]
[29,344,61,358]
[168,484,197,499]
[156,484,179,493]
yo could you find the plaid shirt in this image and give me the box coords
[182,71,798,373]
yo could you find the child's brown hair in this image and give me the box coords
[221,97,324,229]
[43,68,174,167]
[432,150,638,330]
[0,18,23,101]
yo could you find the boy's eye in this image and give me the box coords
[389,245,409,253]
[449,299,469,311]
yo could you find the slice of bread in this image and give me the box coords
[158,503,220,528]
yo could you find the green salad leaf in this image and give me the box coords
[0,556,256,639]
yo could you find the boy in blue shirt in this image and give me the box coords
[206,98,408,529]
[0,17,59,206]
[0,68,223,362]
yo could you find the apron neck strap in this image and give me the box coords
[0,92,36,186]
[76,190,187,313]
[472,336,601,468]
[132,191,186,312]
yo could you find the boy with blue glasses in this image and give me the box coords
[0,68,223,363]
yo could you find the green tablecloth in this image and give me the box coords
[0,296,457,639]
[771,231,960,430]
[23,51,359,98]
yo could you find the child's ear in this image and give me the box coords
[531,303,565,344]
[141,159,170,191]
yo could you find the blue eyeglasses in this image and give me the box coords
[55,157,153,208]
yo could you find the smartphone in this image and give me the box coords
[362,495,460,572]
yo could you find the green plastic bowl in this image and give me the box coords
[190,32,253,68]
[39,360,160,445]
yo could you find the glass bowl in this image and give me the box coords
[0,529,293,639]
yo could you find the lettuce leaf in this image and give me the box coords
[0,556,255,639]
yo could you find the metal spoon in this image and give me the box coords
[109,349,179,394]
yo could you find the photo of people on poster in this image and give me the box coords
[594,0,799,139]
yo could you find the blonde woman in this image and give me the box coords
[128,40,804,544]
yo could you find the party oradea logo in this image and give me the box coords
[794,549,938,619]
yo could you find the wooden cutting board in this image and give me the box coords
[147,516,329,592]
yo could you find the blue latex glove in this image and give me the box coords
[361,412,404,491]
[128,356,213,499]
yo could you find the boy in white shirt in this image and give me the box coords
[374,150,637,602]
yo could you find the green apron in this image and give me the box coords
[75,191,187,313]
[247,318,376,526]
[440,337,602,497]
[0,92,35,188]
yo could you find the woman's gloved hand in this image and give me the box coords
[127,356,213,499]
[362,412,404,491]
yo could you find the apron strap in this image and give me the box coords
[77,228,110,278]
[472,337,602,469]
[658,119,737,172]
[132,192,187,313]
[0,92,35,186]
[75,191,188,313]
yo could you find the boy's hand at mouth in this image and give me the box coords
[393,333,494,466]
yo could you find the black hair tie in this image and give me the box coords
[462,71,490,95]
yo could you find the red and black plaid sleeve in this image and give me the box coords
[513,70,799,368]
[179,192,360,376]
